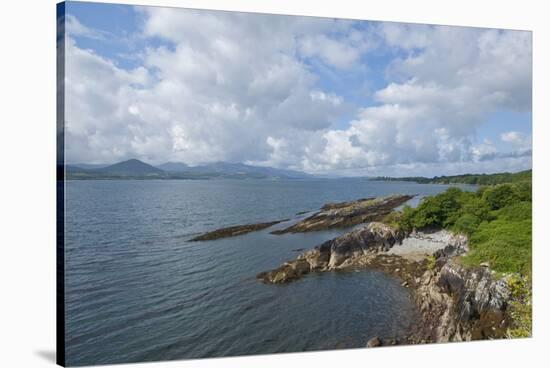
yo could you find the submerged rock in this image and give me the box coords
[271,195,414,234]
[190,219,288,241]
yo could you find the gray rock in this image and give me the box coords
[417,262,512,342]
[190,219,288,241]
[366,337,382,347]
[271,195,414,234]
[258,222,404,283]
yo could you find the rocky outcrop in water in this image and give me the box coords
[258,221,512,344]
[271,195,414,234]
[257,222,405,283]
[190,219,288,241]
[191,194,412,242]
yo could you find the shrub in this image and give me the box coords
[401,187,465,230]
[381,211,402,230]
[461,218,532,274]
[399,181,531,276]
[460,197,492,222]
[398,205,416,233]
[514,181,532,202]
[453,213,481,235]
[482,184,519,210]
[496,201,532,222]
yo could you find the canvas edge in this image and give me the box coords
[56,2,66,366]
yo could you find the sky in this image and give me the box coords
[61,1,532,177]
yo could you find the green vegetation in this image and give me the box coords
[381,211,402,230]
[506,275,532,338]
[426,255,436,271]
[460,210,531,274]
[384,169,532,337]
[398,180,532,275]
[374,169,531,185]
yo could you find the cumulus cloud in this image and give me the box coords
[64,8,532,176]
[501,131,531,149]
[65,9,356,164]
[305,24,532,173]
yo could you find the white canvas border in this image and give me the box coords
[0,0,547,367]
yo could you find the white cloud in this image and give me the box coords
[65,14,106,40]
[302,24,532,174]
[471,139,497,161]
[65,9,352,164]
[298,33,370,69]
[501,131,531,149]
[64,10,532,176]
[379,23,431,50]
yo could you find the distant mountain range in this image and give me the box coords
[65,159,312,180]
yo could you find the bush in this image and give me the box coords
[398,205,415,233]
[514,181,532,202]
[399,187,465,230]
[453,213,481,235]
[496,201,532,222]
[381,211,402,230]
[482,184,519,210]
[397,181,531,276]
[460,197,492,222]
[461,218,532,274]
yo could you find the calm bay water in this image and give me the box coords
[64,178,475,366]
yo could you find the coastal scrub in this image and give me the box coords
[397,180,531,276]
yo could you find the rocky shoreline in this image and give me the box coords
[190,194,412,241]
[189,219,289,241]
[257,221,514,345]
[271,195,414,234]
[192,191,518,345]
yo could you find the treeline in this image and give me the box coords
[373,169,532,185]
